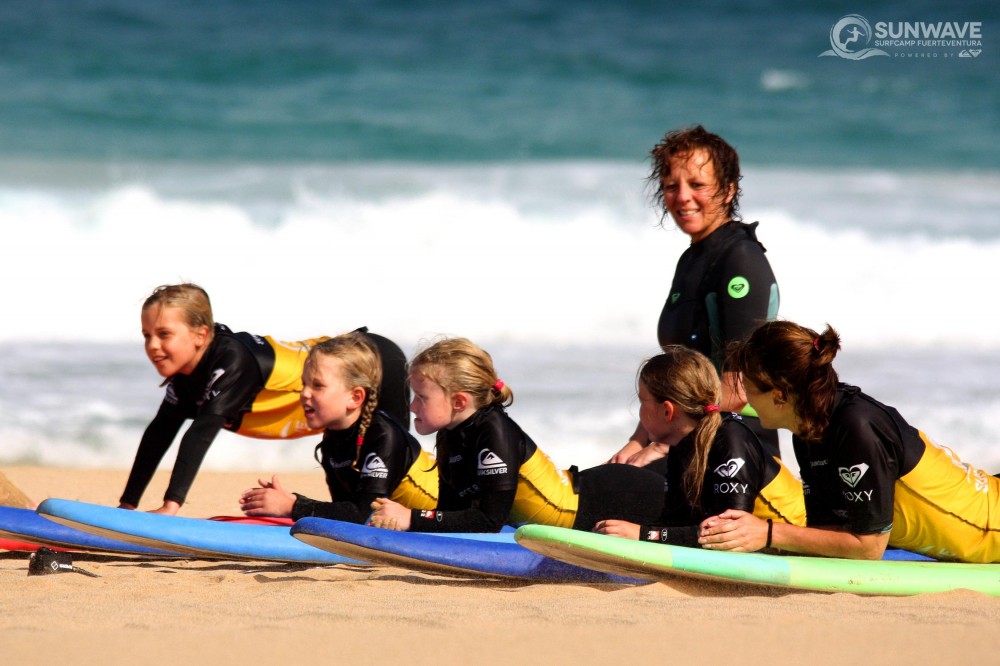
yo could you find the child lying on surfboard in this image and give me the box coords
[240,332,437,523]
[594,345,804,546]
[367,337,671,533]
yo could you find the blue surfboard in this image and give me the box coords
[0,505,177,556]
[291,517,649,583]
[36,499,364,565]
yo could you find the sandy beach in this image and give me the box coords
[2,465,999,666]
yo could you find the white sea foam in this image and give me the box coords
[2,160,998,348]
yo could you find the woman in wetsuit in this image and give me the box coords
[699,320,1000,563]
[611,125,780,463]
[239,332,437,522]
[119,283,410,515]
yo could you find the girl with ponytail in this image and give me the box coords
[596,346,804,546]
[240,332,437,523]
[701,320,1000,563]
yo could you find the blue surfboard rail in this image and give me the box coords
[36,498,363,565]
[291,517,650,583]
[0,505,177,556]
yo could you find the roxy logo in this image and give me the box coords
[714,458,745,478]
[477,449,508,476]
[819,14,889,59]
[839,462,870,488]
[727,276,749,299]
[360,453,388,478]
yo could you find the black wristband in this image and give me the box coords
[765,518,773,549]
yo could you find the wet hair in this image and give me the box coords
[639,346,722,510]
[648,125,743,225]
[727,320,841,441]
[306,332,382,461]
[142,283,214,332]
[409,337,512,409]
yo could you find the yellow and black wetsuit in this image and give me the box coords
[120,324,410,508]
[408,404,706,534]
[409,404,579,532]
[290,411,437,522]
[637,414,805,546]
[794,384,1000,563]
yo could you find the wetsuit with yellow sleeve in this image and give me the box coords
[120,324,410,508]
[793,384,1000,563]
[290,410,437,522]
[638,414,805,547]
[408,404,672,533]
[409,404,578,532]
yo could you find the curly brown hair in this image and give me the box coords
[648,125,743,225]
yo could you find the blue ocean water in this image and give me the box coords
[0,0,996,166]
[1,0,998,481]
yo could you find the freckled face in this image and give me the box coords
[141,305,209,377]
[408,372,455,436]
[661,148,734,243]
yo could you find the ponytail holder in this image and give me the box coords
[704,404,720,414]
[356,435,364,447]
[493,379,505,392]
[812,337,820,351]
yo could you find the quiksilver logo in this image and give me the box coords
[200,368,226,404]
[477,449,508,476]
[839,463,870,488]
[361,453,388,478]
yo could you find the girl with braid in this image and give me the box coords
[368,337,671,533]
[595,345,804,547]
[240,332,437,522]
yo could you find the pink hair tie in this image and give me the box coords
[493,379,505,391]
[812,337,820,350]
[704,404,720,414]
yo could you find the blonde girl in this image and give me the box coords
[369,337,668,533]
[240,332,436,521]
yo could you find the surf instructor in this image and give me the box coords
[611,125,780,465]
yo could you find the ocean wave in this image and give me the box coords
[1,160,998,350]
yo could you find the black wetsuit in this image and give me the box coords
[657,220,781,457]
[120,325,410,508]
[291,411,436,522]
[637,414,804,547]
[408,404,666,533]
